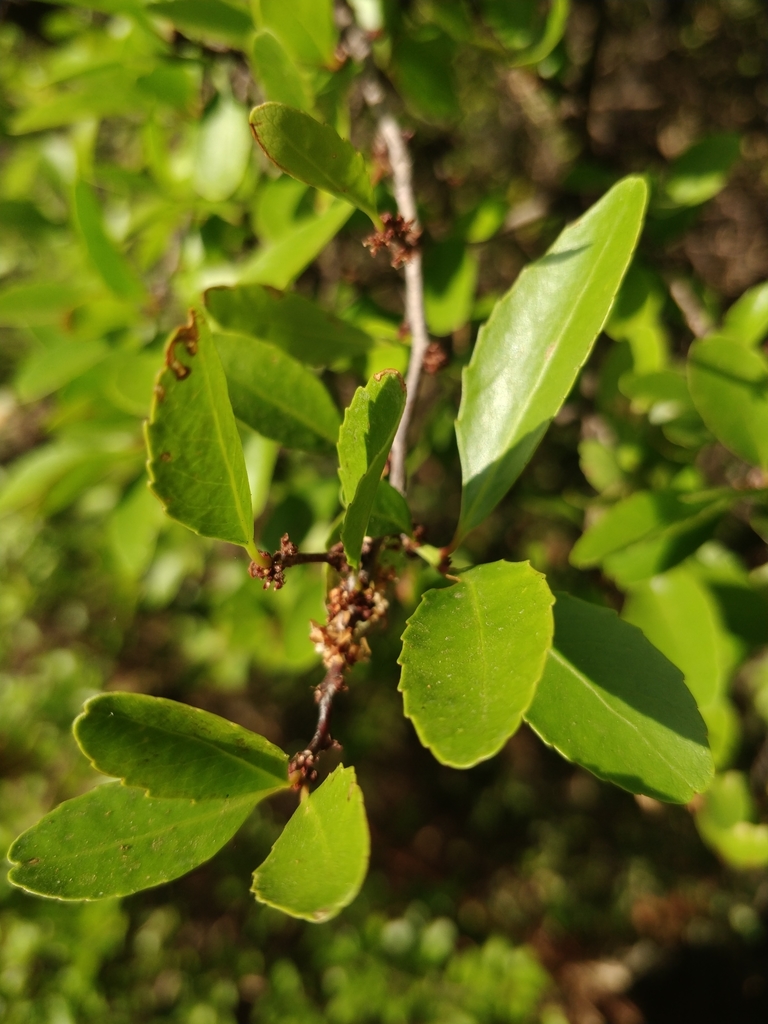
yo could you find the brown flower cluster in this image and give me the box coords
[364,211,422,268]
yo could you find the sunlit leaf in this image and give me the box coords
[721,280,768,348]
[193,93,253,203]
[73,182,145,302]
[251,30,313,111]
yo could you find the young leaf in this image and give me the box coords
[367,480,413,538]
[721,280,768,348]
[251,30,313,111]
[454,176,648,544]
[74,692,289,801]
[398,561,554,769]
[145,309,256,552]
[214,333,341,453]
[688,335,768,469]
[695,771,768,870]
[73,181,144,302]
[249,103,379,224]
[337,370,406,568]
[8,783,256,900]
[205,283,371,366]
[252,765,369,922]
[524,594,714,803]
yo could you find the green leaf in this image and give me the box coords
[398,561,554,769]
[249,104,379,224]
[722,280,768,348]
[239,199,354,289]
[337,370,406,568]
[107,476,164,580]
[193,93,253,203]
[524,594,714,803]
[73,182,144,302]
[604,264,670,373]
[367,480,413,538]
[696,772,768,869]
[661,133,741,208]
[255,0,337,67]
[103,351,160,417]
[15,337,109,403]
[570,490,724,569]
[688,335,768,470]
[0,282,84,326]
[145,309,255,551]
[148,0,254,48]
[8,783,255,900]
[205,283,371,366]
[504,0,570,67]
[75,692,288,800]
[251,31,313,111]
[214,332,340,453]
[391,33,459,124]
[423,240,479,337]
[454,176,648,544]
[251,765,369,923]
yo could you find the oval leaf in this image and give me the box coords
[145,308,255,550]
[722,280,768,348]
[688,335,768,470]
[524,593,714,803]
[215,333,340,452]
[251,30,312,111]
[337,369,406,568]
[8,783,255,900]
[251,765,369,923]
[455,176,648,544]
[74,693,289,801]
[193,93,252,203]
[398,561,554,768]
[205,283,371,366]
[249,103,379,223]
[73,181,144,302]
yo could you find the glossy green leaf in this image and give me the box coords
[15,337,109,403]
[571,489,724,569]
[193,94,252,203]
[524,594,714,803]
[252,765,369,923]
[205,283,371,366]
[214,332,340,452]
[251,31,312,111]
[148,0,253,48]
[696,772,768,869]
[145,309,255,551]
[73,182,144,302]
[107,476,164,580]
[75,692,288,800]
[722,280,768,348]
[399,561,554,769]
[8,783,255,900]
[688,336,768,469]
[239,199,354,289]
[256,0,337,67]
[662,134,741,208]
[337,370,406,568]
[249,104,379,224]
[622,568,726,708]
[367,480,413,538]
[455,176,648,544]
[423,240,479,337]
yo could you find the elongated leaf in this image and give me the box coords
[251,31,312,111]
[571,489,724,568]
[8,783,255,900]
[215,333,340,452]
[454,176,648,544]
[193,93,252,203]
[239,199,354,289]
[206,283,371,366]
[256,0,337,67]
[399,561,554,768]
[423,239,478,337]
[249,104,379,223]
[722,280,768,348]
[15,337,109,403]
[524,594,714,803]
[148,0,253,48]
[0,282,84,326]
[695,771,768,869]
[337,370,406,568]
[145,309,255,550]
[622,568,726,709]
[75,692,288,801]
[73,182,144,302]
[688,336,768,469]
[107,477,164,580]
[104,351,159,417]
[505,0,570,67]
[252,765,369,922]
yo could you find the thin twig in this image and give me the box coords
[378,114,430,495]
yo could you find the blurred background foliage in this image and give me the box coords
[0,0,768,1021]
